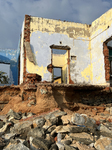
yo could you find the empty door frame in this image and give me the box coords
[50,45,70,83]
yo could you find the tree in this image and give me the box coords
[0,71,9,84]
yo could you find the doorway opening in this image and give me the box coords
[50,45,70,84]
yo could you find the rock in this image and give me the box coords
[71,113,96,130]
[52,110,67,118]
[56,142,64,150]
[51,125,88,136]
[56,125,70,133]
[0,137,6,148]
[6,109,21,120]
[61,115,71,125]
[51,126,68,136]
[71,113,85,125]
[44,114,58,125]
[31,137,51,150]
[94,137,112,150]
[2,133,16,140]
[0,122,12,135]
[10,120,32,133]
[43,120,53,130]
[9,138,25,144]
[8,117,20,124]
[105,107,110,113]
[33,117,45,128]
[44,110,66,124]
[0,115,7,122]
[45,134,54,143]
[49,143,58,150]
[3,142,30,150]
[61,139,72,145]
[97,123,112,138]
[69,132,94,145]
[47,125,56,133]
[26,112,34,118]
[64,144,77,150]
[76,142,95,150]
[10,121,33,139]
[110,107,112,115]
[68,125,88,133]
[27,127,45,139]
[0,121,5,128]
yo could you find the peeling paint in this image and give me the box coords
[20,9,112,86]
[30,17,90,39]
[81,64,93,82]
[26,57,47,79]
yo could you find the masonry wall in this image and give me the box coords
[26,17,91,84]
[90,8,112,86]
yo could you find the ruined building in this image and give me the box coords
[1,9,112,86]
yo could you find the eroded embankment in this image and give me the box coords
[0,83,111,116]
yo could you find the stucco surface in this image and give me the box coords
[19,8,112,85]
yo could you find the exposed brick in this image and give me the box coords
[103,43,110,82]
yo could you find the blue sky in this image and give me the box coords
[0,0,112,49]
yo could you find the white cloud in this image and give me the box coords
[0,0,111,49]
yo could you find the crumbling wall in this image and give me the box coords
[28,17,91,84]
[20,9,112,86]
[90,9,112,86]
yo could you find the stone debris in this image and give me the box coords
[0,109,112,149]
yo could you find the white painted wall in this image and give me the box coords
[91,23,112,85]
[30,31,91,84]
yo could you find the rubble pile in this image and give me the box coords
[0,109,112,149]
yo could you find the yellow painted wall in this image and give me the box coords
[52,54,66,67]
[30,17,90,39]
[90,8,112,38]
[26,57,47,79]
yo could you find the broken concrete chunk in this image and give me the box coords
[97,123,112,138]
[94,137,112,150]
[3,142,30,150]
[69,132,94,145]
[32,137,51,150]
[71,113,96,130]
[6,109,21,120]
[27,127,45,139]
[56,142,64,150]
[33,117,45,128]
